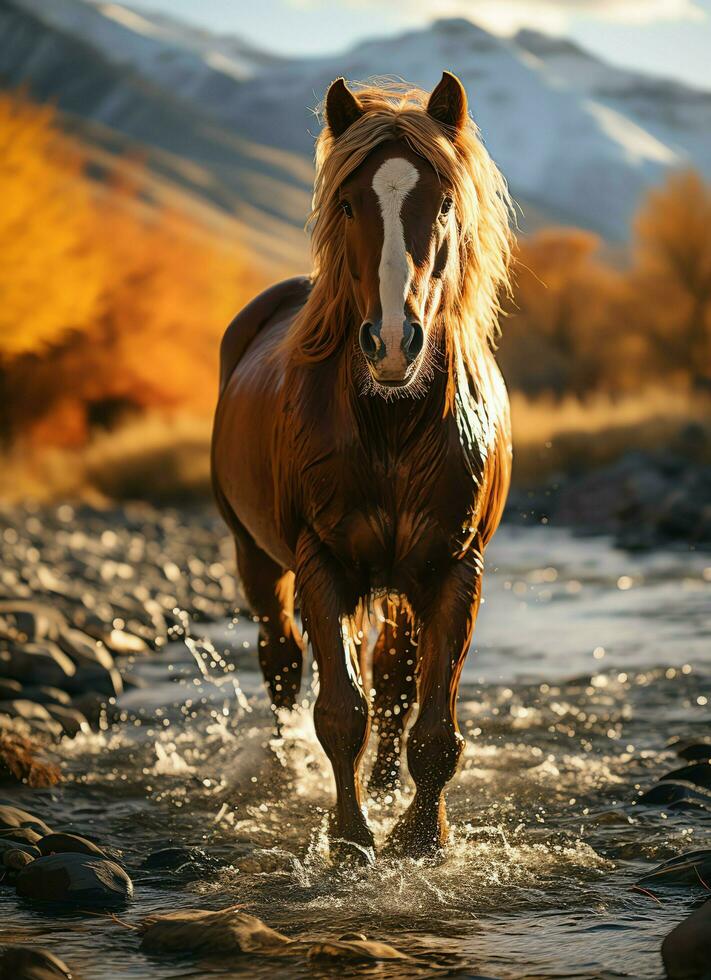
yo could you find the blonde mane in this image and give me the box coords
[281,78,514,411]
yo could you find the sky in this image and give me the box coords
[130,0,711,90]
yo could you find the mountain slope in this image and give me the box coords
[0,0,310,269]
[514,27,711,180]
[221,18,680,239]
[4,1,710,244]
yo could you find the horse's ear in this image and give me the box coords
[325,78,364,139]
[427,71,468,135]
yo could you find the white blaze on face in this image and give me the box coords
[371,157,419,368]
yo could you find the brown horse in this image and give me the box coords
[212,72,513,861]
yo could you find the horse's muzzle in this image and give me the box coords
[359,317,424,385]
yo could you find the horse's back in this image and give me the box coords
[218,276,311,395]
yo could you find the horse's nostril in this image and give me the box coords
[403,322,424,361]
[359,321,382,362]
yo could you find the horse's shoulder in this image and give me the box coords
[218,276,311,393]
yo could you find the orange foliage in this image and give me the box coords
[500,171,711,399]
[0,90,260,446]
[632,170,711,387]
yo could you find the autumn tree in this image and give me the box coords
[631,170,711,390]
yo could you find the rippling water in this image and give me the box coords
[2,527,710,979]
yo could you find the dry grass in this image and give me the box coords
[511,387,711,484]
[0,413,212,504]
[0,388,708,505]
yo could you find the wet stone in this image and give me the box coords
[0,827,41,846]
[0,806,52,836]
[661,762,711,790]
[19,687,72,707]
[677,743,711,763]
[307,934,413,962]
[43,706,89,738]
[0,701,63,739]
[636,782,711,809]
[0,644,76,689]
[15,853,133,906]
[3,847,35,871]
[37,833,109,860]
[0,838,40,860]
[637,850,711,890]
[0,680,22,700]
[662,899,711,980]
[0,945,74,980]
[139,906,291,955]
[141,845,222,878]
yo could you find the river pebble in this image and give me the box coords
[37,833,109,859]
[661,762,711,790]
[637,850,711,890]
[0,945,74,979]
[15,853,133,906]
[307,932,413,962]
[139,906,291,955]
[0,805,52,836]
[662,900,711,980]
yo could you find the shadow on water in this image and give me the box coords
[1,527,709,979]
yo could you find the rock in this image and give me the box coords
[141,846,222,879]
[0,827,41,846]
[0,701,63,739]
[0,731,61,787]
[0,680,22,700]
[637,850,711,890]
[3,847,35,870]
[37,833,108,859]
[677,744,711,763]
[636,782,711,809]
[139,907,291,955]
[0,838,40,860]
[15,853,132,906]
[58,629,114,671]
[662,899,711,979]
[661,763,711,790]
[0,945,74,979]
[70,693,107,728]
[106,629,149,656]
[0,602,66,644]
[43,706,89,739]
[0,643,76,689]
[307,935,413,962]
[19,687,72,707]
[0,805,52,836]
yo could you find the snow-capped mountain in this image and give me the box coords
[221,18,685,239]
[515,27,711,183]
[2,0,709,243]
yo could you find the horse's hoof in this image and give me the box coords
[329,837,375,867]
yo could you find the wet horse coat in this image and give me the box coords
[212,73,513,858]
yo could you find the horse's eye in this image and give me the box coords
[341,200,353,219]
[440,196,453,216]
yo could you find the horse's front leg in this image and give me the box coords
[386,547,482,858]
[295,528,374,862]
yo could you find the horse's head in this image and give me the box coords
[326,73,468,393]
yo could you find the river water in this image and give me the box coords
[2,526,710,979]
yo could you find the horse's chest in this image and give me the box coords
[316,444,480,588]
